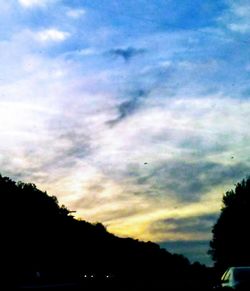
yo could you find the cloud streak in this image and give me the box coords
[152,214,219,237]
[107,89,148,125]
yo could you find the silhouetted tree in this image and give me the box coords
[0,174,211,290]
[209,177,250,270]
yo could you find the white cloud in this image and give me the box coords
[220,1,250,34]
[18,0,50,8]
[36,28,70,42]
[233,3,250,17]
[66,8,86,19]
[228,23,250,33]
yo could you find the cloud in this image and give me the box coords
[66,8,86,19]
[228,23,250,34]
[152,214,218,237]
[93,95,250,189]
[108,47,146,62]
[141,160,250,202]
[219,1,250,34]
[35,28,70,42]
[18,0,52,8]
[72,180,151,223]
[107,89,148,125]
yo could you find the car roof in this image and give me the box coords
[231,267,250,270]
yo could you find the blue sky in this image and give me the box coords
[1,0,250,265]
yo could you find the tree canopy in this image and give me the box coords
[1,174,208,289]
[209,177,250,270]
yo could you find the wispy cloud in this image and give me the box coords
[107,90,148,126]
[219,1,250,34]
[35,28,70,42]
[18,0,53,8]
[66,8,86,19]
[152,214,219,238]
[228,23,250,34]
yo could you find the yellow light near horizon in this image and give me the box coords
[101,185,225,243]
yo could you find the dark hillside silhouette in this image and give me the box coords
[1,174,211,290]
[209,177,250,273]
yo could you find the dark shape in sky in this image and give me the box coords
[153,214,219,235]
[135,160,250,202]
[108,47,146,62]
[107,89,148,126]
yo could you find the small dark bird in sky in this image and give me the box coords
[231,156,234,159]
[144,162,148,165]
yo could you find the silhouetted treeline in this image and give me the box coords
[209,177,250,274]
[1,174,212,290]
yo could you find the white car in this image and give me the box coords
[220,266,250,290]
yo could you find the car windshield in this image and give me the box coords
[234,268,250,281]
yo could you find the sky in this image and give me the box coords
[1,0,250,266]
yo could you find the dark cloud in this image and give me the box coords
[134,160,250,202]
[108,47,146,62]
[57,131,91,159]
[117,99,139,118]
[160,240,212,266]
[179,136,228,156]
[152,214,219,236]
[107,89,148,126]
[153,215,219,265]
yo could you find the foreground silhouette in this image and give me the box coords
[1,174,212,290]
[209,177,250,273]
